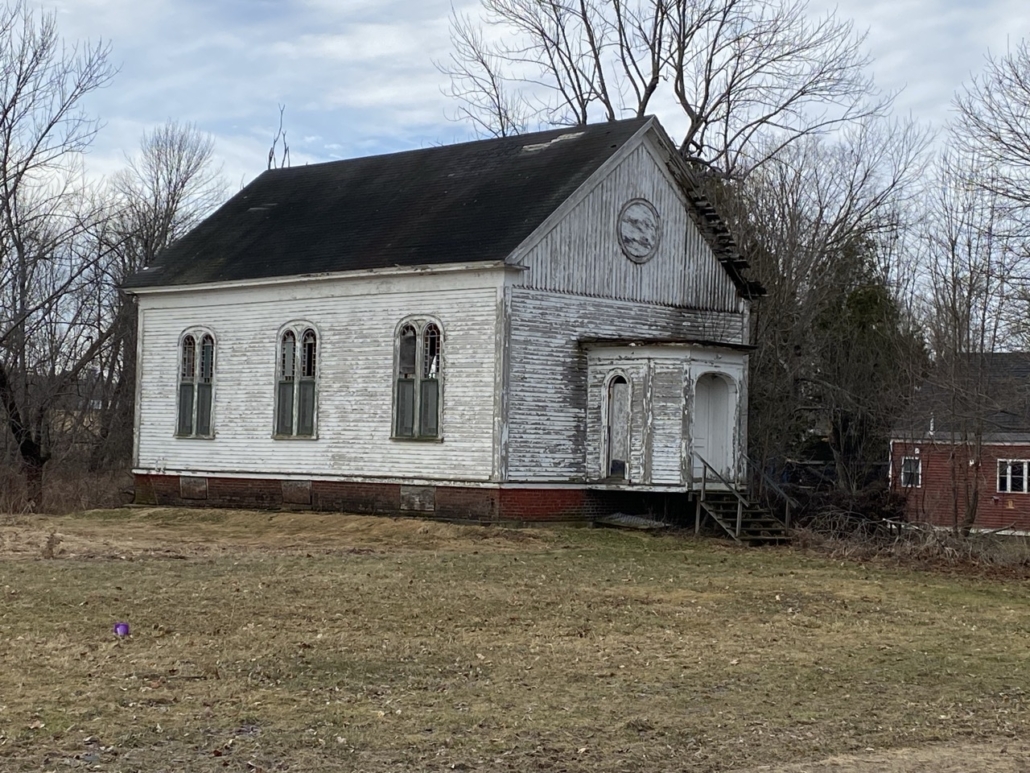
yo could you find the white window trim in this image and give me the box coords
[900,456,921,488]
[392,316,445,441]
[175,327,217,439]
[997,459,1030,494]
[273,321,320,439]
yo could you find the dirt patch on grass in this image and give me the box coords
[731,739,1030,772]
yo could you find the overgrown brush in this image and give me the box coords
[795,520,1030,573]
[0,465,132,514]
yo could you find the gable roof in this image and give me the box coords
[895,352,1030,441]
[123,117,757,296]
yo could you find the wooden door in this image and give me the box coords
[693,373,732,480]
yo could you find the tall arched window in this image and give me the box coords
[276,325,318,437]
[177,330,215,437]
[395,319,443,438]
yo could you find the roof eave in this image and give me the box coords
[123,259,516,296]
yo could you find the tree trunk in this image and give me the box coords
[22,455,45,512]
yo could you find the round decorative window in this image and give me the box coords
[617,198,661,263]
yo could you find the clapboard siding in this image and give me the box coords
[512,139,740,311]
[506,287,745,482]
[584,358,648,483]
[136,271,502,482]
[650,362,684,484]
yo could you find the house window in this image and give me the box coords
[276,325,318,437]
[177,331,215,437]
[395,320,442,439]
[998,460,1029,493]
[900,456,921,487]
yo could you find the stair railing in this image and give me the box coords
[695,454,750,538]
[747,456,798,530]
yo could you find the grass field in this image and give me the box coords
[1,508,1029,772]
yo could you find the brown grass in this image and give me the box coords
[1,508,1029,772]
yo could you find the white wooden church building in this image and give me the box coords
[124,117,762,521]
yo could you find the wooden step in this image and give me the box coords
[696,490,790,545]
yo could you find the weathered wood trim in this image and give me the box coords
[127,260,516,296]
[681,365,694,490]
[643,359,654,485]
[133,306,146,469]
[494,284,512,482]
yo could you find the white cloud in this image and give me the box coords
[32,0,1030,190]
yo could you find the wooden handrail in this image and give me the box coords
[695,454,750,510]
[697,455,745,538]
[746,455,798,529]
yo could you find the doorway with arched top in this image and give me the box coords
[605,374,630,480]
[692,372,735,482]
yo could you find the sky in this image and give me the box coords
[44,0,1030,188]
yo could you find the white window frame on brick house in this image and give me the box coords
[900,456,921,487]
[274,322,319,438]
[393,317,443,440]
[997,459,1030,493]
[176,328,216,438]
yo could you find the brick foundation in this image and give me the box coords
[133,474,688,523]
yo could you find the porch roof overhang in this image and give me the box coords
[578,337,755,352]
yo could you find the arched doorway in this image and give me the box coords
[693,373,733,480]
[606,375,630,479]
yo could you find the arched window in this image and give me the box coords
[177,330,215,437]
[276,326,317,437]
[395,319,443,438]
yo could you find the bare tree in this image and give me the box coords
[88,121,226,471]
[915,149,1023,534]
[267,104,291,170]
[953,41,1030,214]
[729,118,930,491]
[0,1,115,508]
[441,0,887,178]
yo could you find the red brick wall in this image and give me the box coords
[132,474,684,523]
[891,441,1030,530]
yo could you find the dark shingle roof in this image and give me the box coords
[895,352,1030,439]
[123,118,653,289]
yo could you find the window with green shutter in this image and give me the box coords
[275,325,318,438]
[394,319,443,439]
[176,330,216,438]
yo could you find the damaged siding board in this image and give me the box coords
[513,141,739,311]
[650,362,684,485]
[136,271,501,482]
[507,288,744,482]
[585,358,647,482]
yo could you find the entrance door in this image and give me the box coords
[693,373,732,480]
[606,376,630,479]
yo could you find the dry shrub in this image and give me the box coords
[0,464,133,514]
[796,520,1030,575]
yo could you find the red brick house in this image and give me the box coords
[890,353,1030,532]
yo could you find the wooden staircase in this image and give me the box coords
[695,489,790,544]
[694,456,790,545]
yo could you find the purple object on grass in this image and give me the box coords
[113,622,130,637]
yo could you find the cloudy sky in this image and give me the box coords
[47,0,1030,186]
